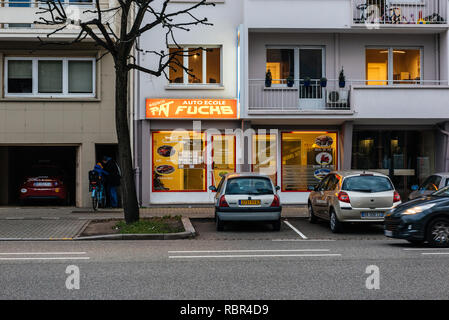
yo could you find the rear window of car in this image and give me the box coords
[225,177,274,195]
[342,175,393,193]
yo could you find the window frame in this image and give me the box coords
[365,46,423,85]
[166,45,222,87]
[4,57,96,98]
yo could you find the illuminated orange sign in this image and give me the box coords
[146,99,238,119]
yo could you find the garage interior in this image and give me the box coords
[0,146,77,206]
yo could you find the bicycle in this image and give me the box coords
[89,171,106,211]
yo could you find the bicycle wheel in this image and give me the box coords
[92,191,99,211]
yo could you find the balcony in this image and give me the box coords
[352,0,448,26]
[248,79,352,114]
[248,79,449,119]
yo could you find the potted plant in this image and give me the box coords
[286,75,294,87]
[303,76,311,87]
[265,69,272,87]
[339,68,346,88]
[320,77,328,88]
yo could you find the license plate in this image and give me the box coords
[385,230,393,237]
[361,212,384,218]
[239,200,261,205]
[34,182,52,187]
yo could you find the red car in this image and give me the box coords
[19,165,68,205]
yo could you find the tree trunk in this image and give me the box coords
[115,62,139,224]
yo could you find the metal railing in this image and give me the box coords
[248,78,449,112]
[352,0,447,25]
[2,0,96,6]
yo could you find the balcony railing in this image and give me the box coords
[352,0,447,25]
[248,79,449,113]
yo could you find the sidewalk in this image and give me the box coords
[0,205,307,240]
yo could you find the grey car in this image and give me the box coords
[408,173,449,200]
[209,173,282,231]
[307,170,402,233]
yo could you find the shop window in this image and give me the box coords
[252,134,277,185]
[5,57,96,97]
[281,132,338,191]
[152,131,206,192]
[266,49,294,85]
[366,48,421,85]
[168,46,221,85]
[211,135,235,187]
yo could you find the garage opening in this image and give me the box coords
[0,146,77,206]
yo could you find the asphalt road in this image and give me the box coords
[1,218,449,300]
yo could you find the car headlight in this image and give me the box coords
[402,203,436,215]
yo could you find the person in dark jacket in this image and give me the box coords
[103,156,121,208]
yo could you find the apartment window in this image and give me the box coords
[168,46,221,85]
[266,49,294,84]
[5,57,96,97]
[366,48,421,85]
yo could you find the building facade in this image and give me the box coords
[135,0,449,205]
[0,1,118,207]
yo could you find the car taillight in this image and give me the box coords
[338,191,350,203]
[271,194,280,207]
[393,191,401,203]
[219,195,229,207]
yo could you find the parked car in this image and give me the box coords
[308,170,402,233]
[19,165,68,205]
[210,173,282,231]
[408,173,449,201]
[385,186,449,247]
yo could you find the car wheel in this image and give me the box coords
[426,218,449,247]
[216,216,224,231]
[308,202,318,224]
[272,219,281,231]
[330,210,343,233]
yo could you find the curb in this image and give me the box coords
[74,217,196,240]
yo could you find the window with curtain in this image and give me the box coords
[38,60,63,93]
[7,60,32,93]
[68,61,93,93]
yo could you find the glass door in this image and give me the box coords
[208,135,236,193]
[298,48,324,110]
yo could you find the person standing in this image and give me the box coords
[103,156,121,208]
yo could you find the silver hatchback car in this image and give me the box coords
[210,173,282,231]
[307,170,402,233]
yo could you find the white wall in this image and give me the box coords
[137,0,244,119]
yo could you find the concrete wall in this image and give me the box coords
[0,45,117,207]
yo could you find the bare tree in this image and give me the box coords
[35,0,215,223]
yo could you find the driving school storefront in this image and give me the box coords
[140,98,342,205]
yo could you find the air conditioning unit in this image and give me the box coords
[326,90,349,108]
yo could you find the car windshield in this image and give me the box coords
[342,175,393,193]
[225,177,274,195]
[28,167,62,177]
[432,186,449,197]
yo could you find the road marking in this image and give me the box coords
[272,239,336,242]
[403,248,449,251]
[168,249,330,253]
[169,254,341,259]
[283,220,308,239]
[0,252,87,255]
[0,257,90,261]
[421,252,449,255]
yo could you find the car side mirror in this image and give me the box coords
[307,185,316,191]
[275,186,280,191]
[208,186,217,192]
[411,185,419,191]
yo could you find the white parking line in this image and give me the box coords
[0,252,87,255]
[283,220,308,239]
[169,254,341,259]
[0,257,90,261]
[272,239,336,242]
[403,248,449,251]
[421,252,449,255]
[168,249,330,253]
